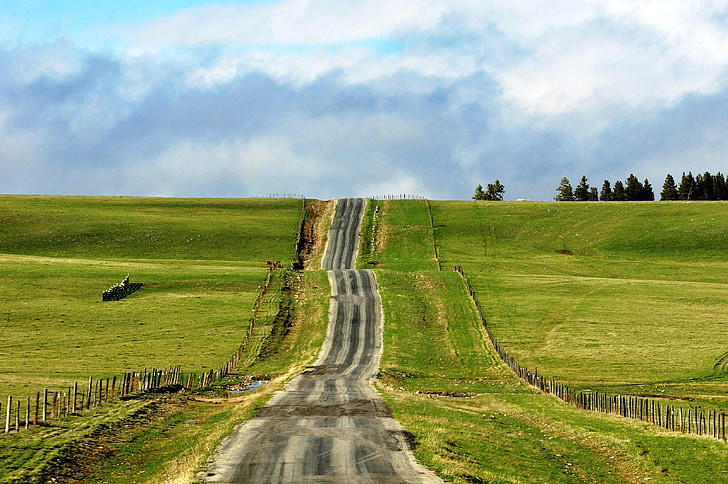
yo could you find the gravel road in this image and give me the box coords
[201,198,440,483]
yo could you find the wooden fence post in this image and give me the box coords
[34,392,39,425]
[5,396,11,433]
[87,377,93,410]
[25,396,30,430]
[43,389,47,424]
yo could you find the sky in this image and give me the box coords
[1,1,727,200]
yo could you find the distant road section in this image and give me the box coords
[320,197,364,270]
[201,199,440,483]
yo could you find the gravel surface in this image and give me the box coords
[201,199,440,483]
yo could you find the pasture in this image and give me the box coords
[372,199,728,483]
[0,196,303,396]
[431,200,728,404]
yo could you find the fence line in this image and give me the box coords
[424,199,441,271]
[453,264,727,442]
[2,266,280,435]
[3,366,182,434]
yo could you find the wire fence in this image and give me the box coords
[2,265,278,435]
[453,264,727,443]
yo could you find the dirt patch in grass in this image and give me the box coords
[34,395,177,483]
[294,199,329,270]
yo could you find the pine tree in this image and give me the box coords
[713,172,728,200]
[613,180,625,201]
[678,172,695,200]
[641,179,654,201]
[574,176,590,201]
[589,187,599,201]
[702,172,714,200]
[485,180,505,201]
[600,180,612,201]
[625,174,643,201]
[660,174,679,200]
[473,184,486,200]
[555,177,575,201]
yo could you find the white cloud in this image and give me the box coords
[125,0,728,125]
[121,136,331,196]
[127,0,448,56]
[7,39,81,83]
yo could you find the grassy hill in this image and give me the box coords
[431,201,728,399]
[368,199,728,483]
[0,195,302,395]
[0,195,338,482]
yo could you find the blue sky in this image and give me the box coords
[1,1,727,199]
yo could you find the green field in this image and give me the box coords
[371,199,728,483]
[431,200,728,404]
[3,195,728,483]
[0,195,339,482]
[0,196,303,396]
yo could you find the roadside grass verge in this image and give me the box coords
[366,199,438,271]
[374,199,728,483]
[1,270,331,483]
[0,195,312,482]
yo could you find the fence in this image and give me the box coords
[424,199,441,271]
[182,266,276,390]
[2,266,279,435]
[3,366,181,434]
[453,264,727,442]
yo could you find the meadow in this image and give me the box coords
[431,200,728,404]
[0,195,337,482]
[0,196,303,397]
[369,199,728,483]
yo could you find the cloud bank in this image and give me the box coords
[1,0,727,200]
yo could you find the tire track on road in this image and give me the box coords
[201,198,440,483]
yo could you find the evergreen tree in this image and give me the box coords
[694,173,705,200]
[678,172,695,200]
[473,184,486,200]
[555,177,575,201]
[702,172,714,200]
[574,176,590,201]
[485,180,505,201]
[715,172,727,200]
[589,187,599,201]
[612,180,625,201]
[625,174,643,201]
[640,179,655,201]
[600,180,612,201]
[660,174,679,200]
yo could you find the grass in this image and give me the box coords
[0,195,303,397]
[373,199,728,483]
[430,200,728,407]
[0,195,325,482]
[0,269,331,483]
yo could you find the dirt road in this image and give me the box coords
[201,198,440,483]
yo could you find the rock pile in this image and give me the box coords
[102,275,142,301]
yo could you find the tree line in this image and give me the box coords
[555,172,727,201]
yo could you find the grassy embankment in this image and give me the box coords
[365,199,728,483]
[0,195,332,482]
